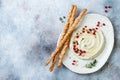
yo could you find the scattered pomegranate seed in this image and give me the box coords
[72,63,75,65]
[92,28,95,30]
[96,24,99,27]
[73,47,76,50]
[103,23,106,26]
[83,51,86,53]
[87,31,90,34]
[73,45,76,48]
[108,6,112,8]
[97,21,100,24]
[73,60,76,62]
[85,26,87,28]
[89,29,92,31]
[105,6,108,9]
[79,49,82,52]
[82,28,85,30]
[105,10,108,13]
[93,32,96,35]
[73,42,76,44]
[79,53,82,56]
[82,31,85,33]
[75,50,78,53]
[96,28,98,30]
[76,36,79,38]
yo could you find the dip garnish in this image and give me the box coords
[85,59,97,68]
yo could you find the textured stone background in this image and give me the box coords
[0,0,120,80]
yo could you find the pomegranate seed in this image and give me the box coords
[96,24,99,27]
[97,21,100,24]
[73,45,76,48]
[105,6,108,9]
[79,53,82,56]
[103,23,106,26]
[73,47,76,50]
[89,29,92,31]
[82,28,85,30]
[82,31,85,33]
[105,10,108,13]
[92,28,95,31]
[73,42,76,44]
[80,50,82,53]
[74,48,78,53]
[93,32,96,35]
[72,63,75,65]
[83,51,86,53]
[76,36,79,38]
[85,26,87,28]
[87,31,90,34]
[73,60,76,62]
[108,6,112,8]
[75,50,78,53]
[96,28,98,30]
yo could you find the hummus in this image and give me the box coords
[70,26,105,60]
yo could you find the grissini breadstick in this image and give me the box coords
[45,5,74,66]
[45,8,87,66]
[49,53,59,72]
[57,6,77,67]
[58,5,74,43]
[49,5,77,71]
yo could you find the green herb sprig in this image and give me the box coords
[85,59,97,68]
[59,16,66,23]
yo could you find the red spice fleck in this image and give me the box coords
[105,6,108,9]
[103,23,106,26]
[76,36,79,38]
[105,10,108,13]
[108,6,112,8]
[72,63,75,65]
[73,60,76,62]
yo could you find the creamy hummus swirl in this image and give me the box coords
[70,27,105,60]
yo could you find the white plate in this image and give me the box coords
[58,14,114,74]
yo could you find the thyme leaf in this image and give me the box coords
[85,59,97,68]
